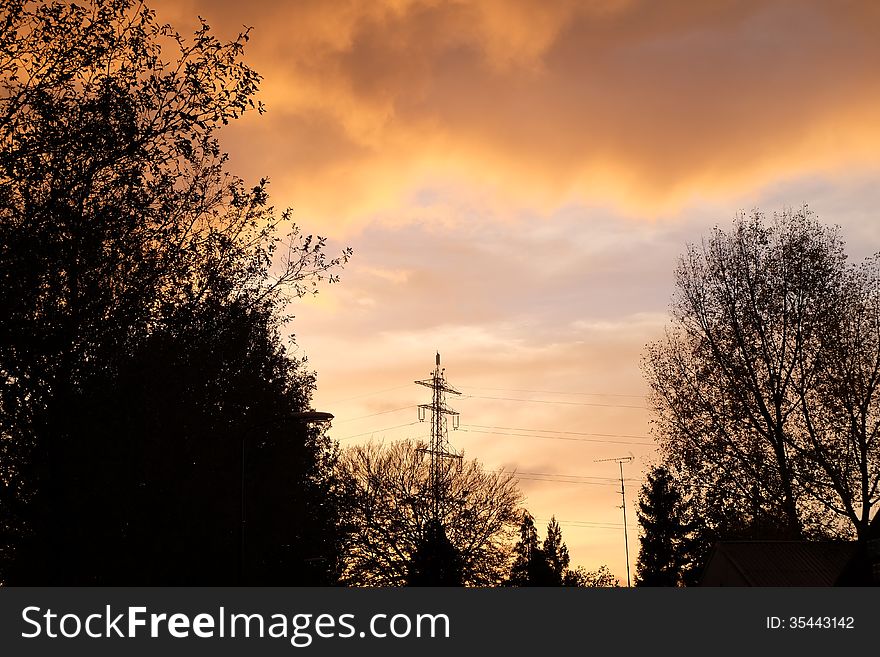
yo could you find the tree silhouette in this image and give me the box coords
[507,512,576,586]
[635,466,694,587]
[335,440,521,586]
[407,518,464,586]
[542,517,570,586]
[505,513,612,586]
[507,511,542,586]
[0,0,349,584]
[563,565,619,587]
[644,207,880,541]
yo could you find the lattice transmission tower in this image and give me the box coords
[415,353,462,520]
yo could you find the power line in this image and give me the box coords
[334,405,416,424]
[460,385,646,399]
[459,394,646,409]
[513,471,646,485]
[326,384,413,405]
[465,424,651,440]
[534,517,639,530]
[335,421,424,441]
[515,475,645,486]
[459,427,654,446]
[516,475,617,487]
[330,387,647,426]
[516,470,619,481]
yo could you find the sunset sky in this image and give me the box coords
[155,0,880,579]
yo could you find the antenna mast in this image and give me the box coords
[415,352,462,520]
[595,455,634,587]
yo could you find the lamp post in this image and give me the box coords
[239,409,333,584]
[291,411,335,423]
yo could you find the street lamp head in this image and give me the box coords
[291,410,334,423]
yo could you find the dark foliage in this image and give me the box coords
[0,0,349,584]
[506,513,611,587]
[407,518,464,586]
[541,517,570,586]
[507,511,551,586]
[635,465,695,586]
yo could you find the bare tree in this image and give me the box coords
[794,256,880,537]
[335,440,522,586]
[645,207,879,540]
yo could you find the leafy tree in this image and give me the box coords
[19,297,342,585]
[635,465,694,586]
[644,207,880,541]
[0,0,349,583]
[798,255,880,539]
[563,565,619,588]
[335,440,521,586]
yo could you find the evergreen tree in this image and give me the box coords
[508,511,540,586]
[407,518,464,586]
[506,511,558,586]
[635,465,694,586]
[542,517,570,586]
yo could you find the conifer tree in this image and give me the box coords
[635,466,693,586]
[542,517,570,586]
[507,511,558,586]
[407,518,464,586]
[507,511,539,586]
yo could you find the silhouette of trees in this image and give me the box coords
[505,512,611,586]
[0,0,349,583]
[563,565,619,587]
[635,465,696,586]
[407,518,464,586]
[335,440,521,586]
[542,517,570,585]
[644,208,880,542]
[507,511,553,586]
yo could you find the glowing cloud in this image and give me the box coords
[157,0,880,231]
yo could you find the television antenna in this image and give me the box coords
[595,454,634,587]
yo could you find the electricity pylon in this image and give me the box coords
[415,353,461,521]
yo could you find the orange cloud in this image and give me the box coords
[150,0,880,231]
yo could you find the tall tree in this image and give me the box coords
[335,440,521,586]
[795,256,880,538]
[506,512,562,586]
[542,517,570,586]
[644,207,879,541]
[0,0,349,583]
[507,512,613,587]
[507,511,541,586]
[635,465,694,587]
